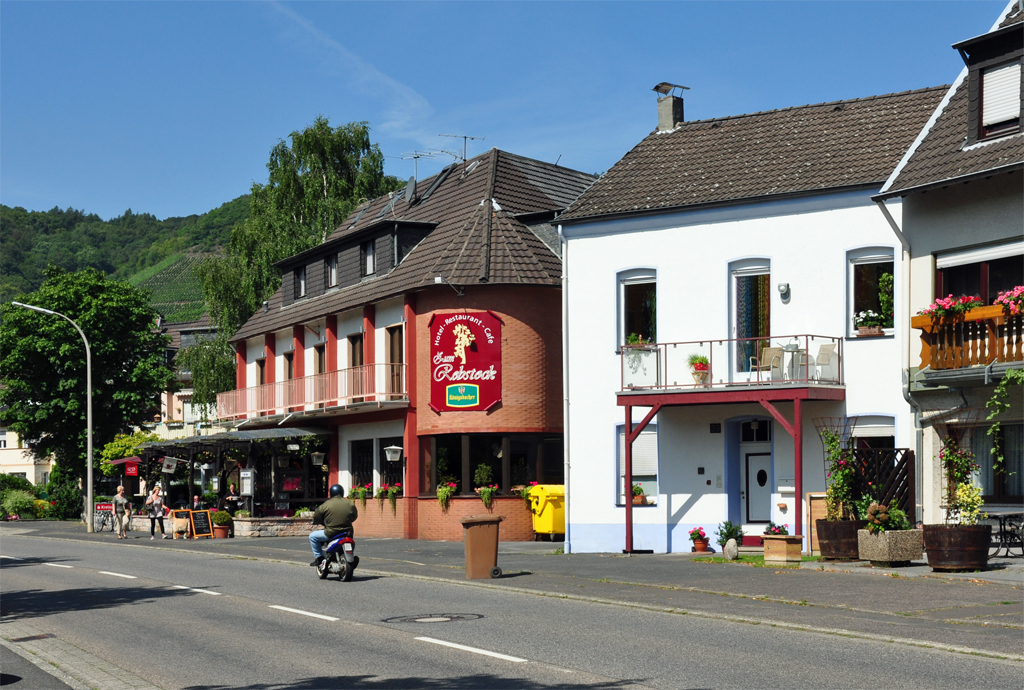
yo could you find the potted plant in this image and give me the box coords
[513,482,538,510]
[923,438,990,572]
[918,294,983,320]
[688,353,710,386]
[689,526,710,552]
[436,481,458,512]
[816,429,867,559]
[853,310,885,337]
[631,483,646,506]
[623,333,658,380]
[477,484,499,510]
[211,510,233,538]
[856,497,921,567]
[762,522,803,564]
[347,483,371,508]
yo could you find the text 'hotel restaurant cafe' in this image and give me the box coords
[195,150,594,540]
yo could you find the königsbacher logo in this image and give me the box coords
[446,384,479,407]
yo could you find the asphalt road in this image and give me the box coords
[1,535,1022,689]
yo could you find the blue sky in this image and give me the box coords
[0,1,1010,221]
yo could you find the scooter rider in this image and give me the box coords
[309,484,358,567]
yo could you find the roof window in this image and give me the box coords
[980,60,1021,136]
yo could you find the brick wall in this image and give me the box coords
[415,285,563,435]
[351,497,406,538]
[416,496,534,542]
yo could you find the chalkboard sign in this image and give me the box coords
[190,510,213,539]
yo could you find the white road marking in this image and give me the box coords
[43,563,73,568]
[0,555,25,560]
[99,571,137,579]
[173,585,222,595]
[415,637,526,663]
[268,605,339,621]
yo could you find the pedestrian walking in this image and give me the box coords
[145,486,169,540]
[113,485,131,539]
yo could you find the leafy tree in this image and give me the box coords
[0,267,175,486]
[46,464,83,521]
[174,334,237,421]
[100,431,161,478]
[199,117,401,335]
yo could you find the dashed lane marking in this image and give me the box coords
[98,571,137,579]
[415,636,527,663]
[173,585,222,595]
[268,605,339,621]
[43,563,73,568]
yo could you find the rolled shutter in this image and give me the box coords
[618,428,658,477]
[982,61,1021,127]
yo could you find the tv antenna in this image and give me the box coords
[438,134,484,166]
[400,150,436,179]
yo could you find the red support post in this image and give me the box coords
[624,404,633,553]
[325,315,338,407]
[794,397,803,539]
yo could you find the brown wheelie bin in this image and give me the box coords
[460,515,503,579]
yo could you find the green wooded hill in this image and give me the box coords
[0,195,249,304]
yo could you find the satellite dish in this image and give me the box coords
[407,175,417,204]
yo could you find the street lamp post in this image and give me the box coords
[12,302,94,533]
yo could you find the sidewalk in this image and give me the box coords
[5,520,1023,659]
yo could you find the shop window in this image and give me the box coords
[433,434,462,492]
[848,249,894,336]
[974,423,1023,501]
[469,435,503,493]
[936,243,1023,305]
[350,440,374,489]
[740,420,771,443]
[618,269,656,347]
[733,263,770,372]
[617,425,658,505]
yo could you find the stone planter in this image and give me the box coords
[857,326,884,337]
[233,517,315,538]
[923,524,991,572]
[763,535,803,564]
[816,519,868,560]
[857,529,923,567]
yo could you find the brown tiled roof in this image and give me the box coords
[880,9,1024,196]
[231,150,594,341]
[161,314,213,350]
[559,87,946,222]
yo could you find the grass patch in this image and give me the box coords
[692,554,821,568]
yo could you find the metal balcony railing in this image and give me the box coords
[911,305,1023,371]
[620,334,844,391]
[216,363,407,420]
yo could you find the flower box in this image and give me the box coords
[857,326,884,337]
[857,529,923,567]
[762,534,803,564]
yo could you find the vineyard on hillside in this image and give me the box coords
[130,253,210,324]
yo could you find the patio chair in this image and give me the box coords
[749,346,784,381]
[811,343,839,382]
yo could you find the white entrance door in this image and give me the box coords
[745,452,772,523]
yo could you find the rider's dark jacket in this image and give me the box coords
[312,496,358,539]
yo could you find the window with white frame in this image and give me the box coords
[980,59,1021,139]
[362,241,375,276]
[935,241,1024,305]
[731,260,770,372]
[296,266,307,298]
[972,423,1023,501]
[848,248,894,336]
[851,415,895,450]
[618,269,656,347]
[616,424,658,505]
[326,255,338,287]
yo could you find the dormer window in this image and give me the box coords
[980,60,1021,137]
[296,266,307,297]
[326,255,337,287]
[361,241,375,276]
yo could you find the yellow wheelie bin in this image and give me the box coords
[528,484,565,539]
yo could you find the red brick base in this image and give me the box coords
[352,497,406,539]
[415,496,534,542]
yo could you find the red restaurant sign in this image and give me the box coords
[125,462,138,477]
[430,311,501,411]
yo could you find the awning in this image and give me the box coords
[105,456,142,466]
[137,427,330,458]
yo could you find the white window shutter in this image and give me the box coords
[619,428,658,477]
[982,61,1021,127]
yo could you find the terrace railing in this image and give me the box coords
[216,363,407,420]
[620,334,843,391]
[911,306,1023,371]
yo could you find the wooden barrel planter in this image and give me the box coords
[816,520,867,560]
[923,524,991,572]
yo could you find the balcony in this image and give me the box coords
[620,334,844,393]
[217,363,407,421]
[911,305,1023,385]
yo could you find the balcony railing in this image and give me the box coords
[911,305,1023,371]
[621,334,843,391]
[217,363,407,420]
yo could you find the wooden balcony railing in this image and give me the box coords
[911,305,1023,371]
[216,363,407,420]
[620,334,843,391]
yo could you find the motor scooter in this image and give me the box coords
[316,529,358,581]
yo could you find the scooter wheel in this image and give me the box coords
[490,567,502,578]
[341,561,353,582]
[316,558,329,580]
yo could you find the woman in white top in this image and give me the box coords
[112,485,131,539]
[144,486,169,540]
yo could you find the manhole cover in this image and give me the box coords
[383,613,484,624]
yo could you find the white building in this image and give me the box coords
[0,427,52,486]
[875,2,1023,523]
[558,85,945,553]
